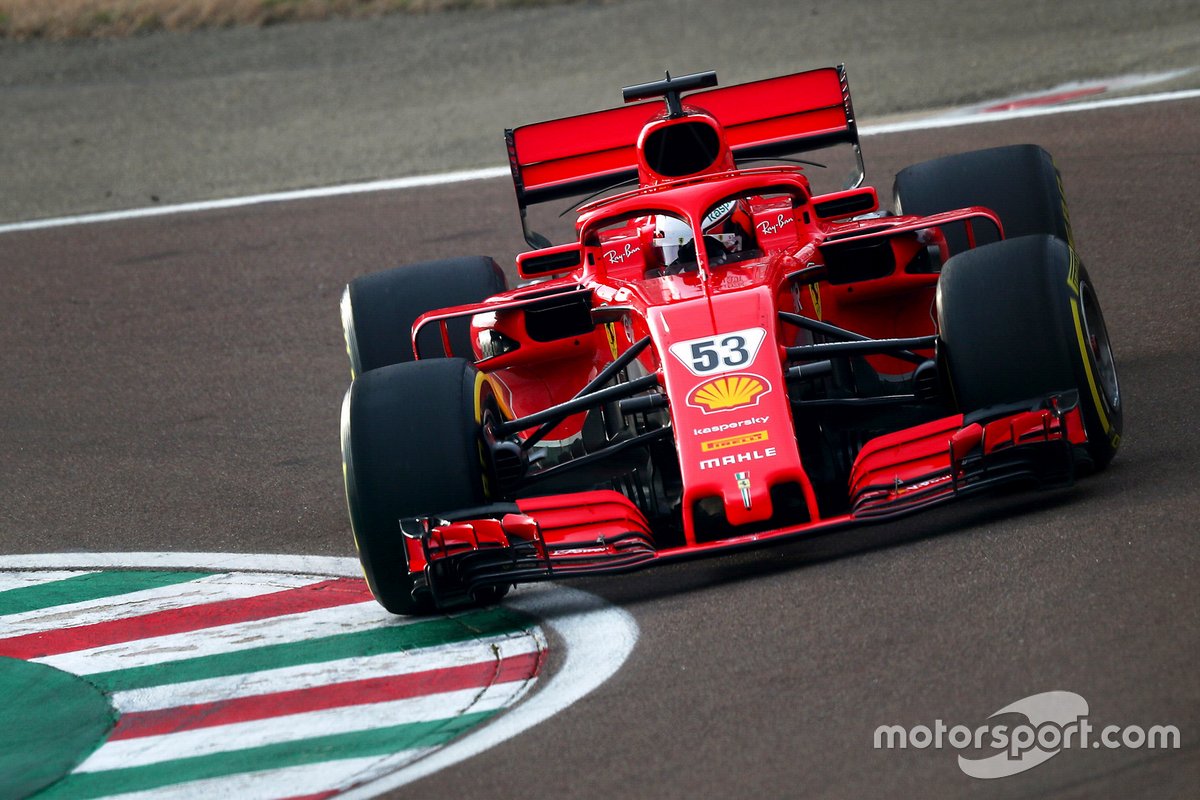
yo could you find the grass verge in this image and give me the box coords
[0,0,569,41]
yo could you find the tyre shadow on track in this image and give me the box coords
[548,480,1097,613]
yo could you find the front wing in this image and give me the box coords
[405,396,1088,607]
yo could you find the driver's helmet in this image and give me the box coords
[699,199,746,254]
[653,214,692,266]
[654,205,744,268]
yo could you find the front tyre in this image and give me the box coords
[894,144,1074,252]
[936,235,1121,470]
[341,358,498,614]
[342,256,507,377]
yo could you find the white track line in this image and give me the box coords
[0,167,509,235]
[859,87,1200,136]
[0,572,325,637]
[112,633,540,713]
[95,756,429,800]
[35,599,408,674]
[341,581,640,797]
[0,569,99,593]
[78,679,533,772]
[1,87,1197,237]
[0,552,362,577]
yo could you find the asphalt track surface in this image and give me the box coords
[3,94,1199,797]
[3,3,1200,798]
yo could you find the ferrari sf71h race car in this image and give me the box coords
[339,66,1122,614]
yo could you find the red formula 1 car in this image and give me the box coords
[339,66,1122,614]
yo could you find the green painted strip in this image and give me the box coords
[0,657,117,799]
[88,606,533,693]
[0,571,212,617]
[37,709,495,799]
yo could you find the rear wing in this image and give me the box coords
[506,65,863,247]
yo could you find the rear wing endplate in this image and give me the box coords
[506,65,863,247]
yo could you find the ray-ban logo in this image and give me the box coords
[874,691,1180,779]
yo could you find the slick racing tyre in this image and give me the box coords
[936,235,1121,470]
[341,255,507,377]
[893,144,1074,253]
[341,358,508,614]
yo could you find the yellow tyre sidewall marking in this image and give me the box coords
[1066,250,1113,441]
[1053,163,1077,252]
[1069,296,1111,435]
[473,370,492,497]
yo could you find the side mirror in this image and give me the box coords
[811,186,878,221]
[517,243,583,279]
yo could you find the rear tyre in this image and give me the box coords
[341,256,507,377]
[893,144,1074,252]
[341,358,497,614]
[937,235,1121,470]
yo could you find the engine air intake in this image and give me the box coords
[642,120,722,178]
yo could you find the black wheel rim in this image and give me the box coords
[1080,282,1119,411]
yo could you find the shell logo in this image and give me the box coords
[687,373,771,414]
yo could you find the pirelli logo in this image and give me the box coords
[700,430,769,452]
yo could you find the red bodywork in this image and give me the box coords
[401,66,1089,600]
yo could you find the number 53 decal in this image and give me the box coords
[669,327,767,376]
